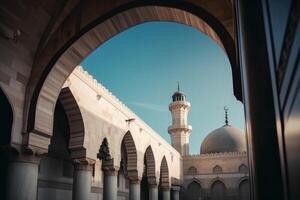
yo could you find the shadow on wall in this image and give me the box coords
[0,88,13,199]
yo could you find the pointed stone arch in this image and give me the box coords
[24,1,241,153]
[213,165,223,174]
[187,180,202,200]
[121,131,138,180]
[144,145,156,184]
[239,164,248,173]
[187,166,198,175]
[239,178,250,200]
[0,87,13,146]
[58,87,85,158]
[211,180,226,200]
[0,87,14,198]
[159,156,170,189]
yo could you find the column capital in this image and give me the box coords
[161,186,170,191]
[149,183,158,188]
[171,177,182,187]
[102,158,119,175]
[73,159,95,171]
[129,177,142,184]
[148,176,157,186]
[171,185,181,191]
[3,145,41,164]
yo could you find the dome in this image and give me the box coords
[200,125,246,154]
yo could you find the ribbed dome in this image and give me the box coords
[200,125,246,154]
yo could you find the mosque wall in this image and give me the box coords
[0,1,50,148]
[65,66,182,180]
[34,66,182,200]
[182,152,249,200]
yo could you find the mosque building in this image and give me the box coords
[1,1,296,200]
[0,64,250,200]
[169,86,250,200]
[31,66,250,200]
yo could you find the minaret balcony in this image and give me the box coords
[169,101,191,110]
[168,124,192,134]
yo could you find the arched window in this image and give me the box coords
[211,180,226,200]
[213,165,222,174]
[239,179,250,200]
[187,166,198,175]
[239,164,248,173]
[187,181,201,200]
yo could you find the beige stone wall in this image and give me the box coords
[64,66,182,185]
[0,2,51,148]
[182,152,249,199]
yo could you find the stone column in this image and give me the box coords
[72,161,93,200]
[162,187,171,200]
[171,186,180,200]
[6,152,40,200]
[103,168,118,200]
[149,184,158,200]
[129,179,141,200]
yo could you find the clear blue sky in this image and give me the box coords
[81,22,245,155]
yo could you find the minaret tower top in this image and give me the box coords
[168,83,192,156]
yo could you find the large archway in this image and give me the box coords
[58,87,85,159]
[141,146,156,200]
[211,180,226,200]
[0,88,13,146]
[38,101,73,199]
[0,88,13,199]
[159,156,169,200]
[24,1,240,153]
[121,131,138,180]
[239,179,250,200]
[187,181,201,200]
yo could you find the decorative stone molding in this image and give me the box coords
[160,186,170,191]
[171,185,181,191]
[129,177,142,184]
[73,159,95,171]
[6,146,41,164]
[171,177,183,187]
[169,101,191,110]
[97,138,111,161]
[148,177,157,186]
[184,151,248,158]
[168,124,192,133]
[127,170,139,181]
[73,66,178,154]
[102,158,119,176]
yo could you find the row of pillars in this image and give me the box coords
[4,154,180,200]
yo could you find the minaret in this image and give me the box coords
[168,82,192,156]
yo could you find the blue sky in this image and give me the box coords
[81,22,244,155]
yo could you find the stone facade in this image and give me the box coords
[182,152,249,200]
[166,83,250,200]
[36,66,182,200]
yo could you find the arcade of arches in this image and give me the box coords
[1,1,299,200]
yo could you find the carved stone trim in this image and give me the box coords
[102,158,119,176]
[129,177,142,184]
[104,170,119,176]
[73,159,95,171]
[171,186,181,191]
[171,177,183,187]
[97,138,111,161]
[147,176,157,186]
[160,186,170,191]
